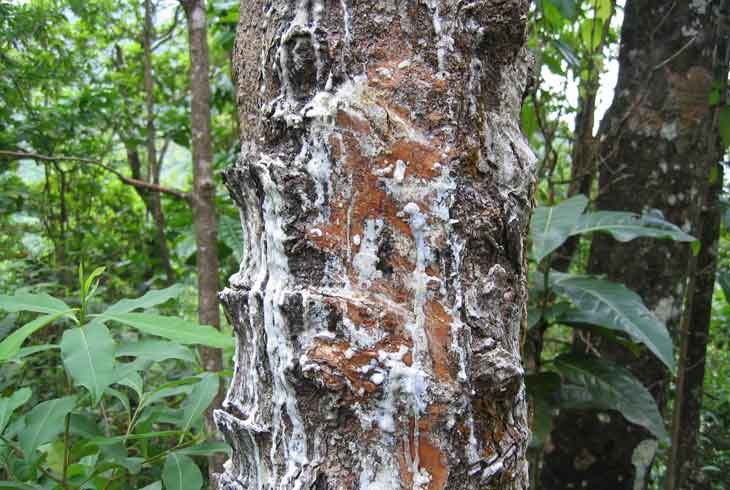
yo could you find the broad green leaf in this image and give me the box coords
[0,388,31,433]
[87,430,182,447]
[139,379,198,411]
[580,19,604,51]
[0,312,68,362]
[163,453,203,490]
[115,371,144,400]
[104,387,130,415]
[175,441,232,457]
[554,354,668,442]
[138,483,162,490]
[718,270,730,306]
[525,373,561,448]
[9,344,58,361]
[552,39,580,68]
[61,323,116,406]
[69,413,103,439]
[571,211,695,243]
[19,395,76,456]
[0,482,42,489]
[545,0,577,19]
[116,340,195,363]
[553,275,674,370]
[102,285,183,315]
[100,313,233,349]
[219,215,244,261]
[531,195,588,262]
[719,105,730,149]
[180,374,219,432]
[0,293,71,315]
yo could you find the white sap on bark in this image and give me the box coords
[217,1,535,488]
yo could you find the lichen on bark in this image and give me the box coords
[216,1,535,488]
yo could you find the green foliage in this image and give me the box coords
[555,354,668,442]
[0,270,230,488]
[527,194,694,449]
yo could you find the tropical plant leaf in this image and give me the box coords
[0,388,31,433]
[60,323,116,406]
[102,284,183,315]
[86,430,183,447]
[0,312,68,362]
[219,214,244,261]
[553,275,675,370]
[99,313,233,349]
[162,453,203,490]
[9,344,58,361]
[115,339,195,363]
[138,483,162,490]
[0,293,72,315]
[545,0,577,19]
[531,195,588,263]
[115,371,144,400]
[19,395,76,456]
[179,374,218,433]
[554,353,668,442]
[571,211,695,243]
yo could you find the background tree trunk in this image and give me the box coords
[215,1,535,488]
[180,0,226,480]
[143,0,176,285]
[541,2,728,489]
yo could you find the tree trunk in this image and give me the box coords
[215,1,535,488]
[180,0,226,479]
[541,2,728,489]
[143,0,176,285]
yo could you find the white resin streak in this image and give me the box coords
[256,158,309,490]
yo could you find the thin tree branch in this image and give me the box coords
[0,150,190,201]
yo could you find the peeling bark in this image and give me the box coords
[216,1,535,488]
[541,1,729,488]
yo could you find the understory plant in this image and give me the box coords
[0,266,233,490]
[527,194,695,446]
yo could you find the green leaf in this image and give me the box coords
[531,195,589,263]
[720,105,730,149]
[105,387,130,415]
[115,340,195,363]
[0,482,42,489]
[580,19,604,51]
[61,323,116,406]
[554,354,668,442]
[102,284,183,315]
[99,313,233,349]
[139,379,198,412]
[0,312,68,362]
[545,0,577,19]
[115,371,144,400]
[552,39,580,68]
[163,453,203,490]
[19,395,76,456]
[0,293,72,315]
[571,211,695,243]
[138,483,162,490]
[180,374,219,432]
[553,275,675,370]
[219,215,244,261]
[9,344,59,361]
[175,441,232,457]
[0,388,31,433]
[718,270,730,306]
[86,430,182,447]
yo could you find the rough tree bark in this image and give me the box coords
[215,1,535,488]
[541,1,729,489]
[179,0,226,478]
